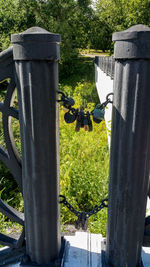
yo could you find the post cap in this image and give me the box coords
[11,27,61,43]
[11,27,61,60]
[112,24,150,59]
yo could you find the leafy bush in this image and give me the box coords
[59,83,109,235]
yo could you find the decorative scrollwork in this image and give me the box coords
[0,47,25,251]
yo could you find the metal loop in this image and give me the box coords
[59,194,66,203]
[106,93,113,104]
[57,90,66,98]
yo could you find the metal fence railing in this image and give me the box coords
[95,56,115,79]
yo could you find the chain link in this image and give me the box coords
[59,195,80,217]
[86,198,108,218]
[59,195,108,230]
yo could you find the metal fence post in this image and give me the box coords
[11,27,61,265]
[104,25,150,266]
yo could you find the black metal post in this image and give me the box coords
[104,25,150,266]
[11,27,61,265]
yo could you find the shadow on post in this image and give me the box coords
[102,25,150,267]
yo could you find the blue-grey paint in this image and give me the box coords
[11,27,61,265]
[104,24,150,267]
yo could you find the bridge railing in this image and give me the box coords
[95,56,115,80]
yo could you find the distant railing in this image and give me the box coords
[95,56,115,79]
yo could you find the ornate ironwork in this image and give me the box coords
[0,47,24,251]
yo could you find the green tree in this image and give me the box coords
[95,0,150,51]
[96,0,150,33]
[35,0,94,62]
[0,0,36,50]
[88,15,112,51]
[0,0,97,69]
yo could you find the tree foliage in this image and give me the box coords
[0,0,36,50]
[0,0,94,62]
[0,0,150,56]
[96,0,150,33]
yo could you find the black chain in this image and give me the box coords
[59,195,108,230]
[59,195,80,217]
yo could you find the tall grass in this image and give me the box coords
[59,83,109,235]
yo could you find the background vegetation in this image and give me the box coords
[59,81,109,235]
[0,0,149,73]
[0,56,109,236]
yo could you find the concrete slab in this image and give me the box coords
[63,232,102,267]
[1,232,150,266]
[63,232,150,267]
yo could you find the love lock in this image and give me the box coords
[75,111,85,131]
[64,109,77,123]
[57,91,75,109]
[87,111,93,131]
[80,111,85,128]
[83,112,93,131]
[75,212,88,231]
[84,116,89,131]
[93,104,105,123]
[63,97,75,109]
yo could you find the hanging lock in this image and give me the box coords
[83,111,92,131]
[63,97,75,109]
[64,109,78,123]
[75,116,81,132]
[75,111,84,131]
[93,104,105,123]
[84,116,89,131]
[57,91,75,109]
[80,111,85,128]
[87,111,93,131]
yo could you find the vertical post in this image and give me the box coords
[11,27,61,265]
[105,25,150,266]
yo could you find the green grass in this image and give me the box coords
[59,86,109,236]
[78,49,110,57]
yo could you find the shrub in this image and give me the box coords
[59,83,109,235]
[0,81,109,236]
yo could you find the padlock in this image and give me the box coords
[75,116,81,132]
[84,115,89,131]
[79,111,85,128]
[93,105,105,123]
[87,112,93,131]
[63,97,75,109]
[64,111,76,123]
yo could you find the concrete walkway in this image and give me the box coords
[64,232,150,267]
[1,231,150,266]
